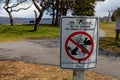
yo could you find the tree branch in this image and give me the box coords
[12,3,33,12]
[34,10,38,19]
[32,0,42,12]
[10,0,27,8]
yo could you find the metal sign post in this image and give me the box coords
[60,16,99,80]
[73,69,85,80]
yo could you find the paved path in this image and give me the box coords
[0,38,120,79]
[0,39,60,65]
[99,29,106,38]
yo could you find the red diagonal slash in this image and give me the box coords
[65,31,94,61]
[70,38,90,54]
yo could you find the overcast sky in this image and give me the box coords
[1,0,120,18]
[95,0,120,17]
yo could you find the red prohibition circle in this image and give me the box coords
[65,31,94,61]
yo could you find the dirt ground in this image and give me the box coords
[0,61,118,80]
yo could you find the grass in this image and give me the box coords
[0,61,118,80]
[100,22,116,37]
[0,23,119,80]
[0,24,60,42]
[99,22,120,52]
[0,22,119,52]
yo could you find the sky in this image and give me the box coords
[95,0,120,17]
[1,0,120,18]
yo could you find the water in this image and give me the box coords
[0,17,52,24]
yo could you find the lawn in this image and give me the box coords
[0,24,60,42]
[0,23,119,52]
[0,23,119,80]
[99,22,120,52]
[100,22,116,37]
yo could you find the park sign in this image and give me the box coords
[60,16,99,69]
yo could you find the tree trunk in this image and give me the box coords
[52,8,55,25]
[55,9,59,25]
[34,12,43,31]
[62,9,67,16]
[55,0,59,25]
[51,0,55,25]
[5,8,14,26]
[9,12,14,26]
[115,30,120,42]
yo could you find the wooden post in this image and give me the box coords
[73,69,85,80]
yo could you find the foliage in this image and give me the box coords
[74,0,104,17]
[111,10,116,21]
[46,0,105,25]
[71,0,104,16]
[111,7,120,21]
[1,0,105,26]
[32,0,50,31]
[59,0,73,15]
[115,8,120,17]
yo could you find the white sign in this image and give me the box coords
[60,16,99,69]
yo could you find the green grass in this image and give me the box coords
[100,22,116,37]
[0,24,60,42]
[99,22,120,52]
[0,22,120,52]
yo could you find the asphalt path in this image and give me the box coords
[0,38,120,79]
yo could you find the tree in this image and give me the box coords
[47,0,105,25]
[56,0,104,16]
[107,10,112,22]
[71,0,104,16]
[112,8,120,21]
[46,0,74,25]
[55,0,74,25]
[46,0,55,24]
[60,0,73,15]
[111,10,116,21]
[0,0,32,26]
[32,0,49,31]
[54,0,59,25]
[112,8,120,42]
